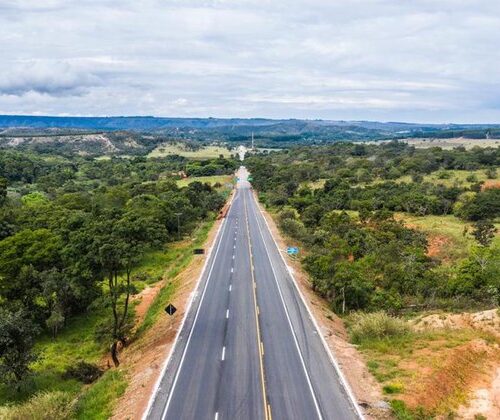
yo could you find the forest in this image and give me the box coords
[0,150,235,409]
[245,142,499,313]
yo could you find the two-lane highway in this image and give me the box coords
[145,167,362,420]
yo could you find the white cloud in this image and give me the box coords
[0,61,103,96]
[0,0,499,122]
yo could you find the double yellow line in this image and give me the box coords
[243,189,272,420]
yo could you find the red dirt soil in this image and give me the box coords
[481,180,500,191]
[426,234,452,261]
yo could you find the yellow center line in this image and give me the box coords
[243,187,270,420]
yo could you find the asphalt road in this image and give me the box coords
[146,167,361,420]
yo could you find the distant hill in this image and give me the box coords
[1,115,500,147]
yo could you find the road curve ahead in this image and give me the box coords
[145,167,362,420]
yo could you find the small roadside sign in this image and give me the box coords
[287,246,299,255]
[165,304,177,316]
[193,248,205,255]
[248,176,253,181]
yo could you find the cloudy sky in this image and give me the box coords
[1,0,500,122]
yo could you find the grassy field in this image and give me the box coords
[395,213,500,262]
[176,175,234,188]
[75,370,127,419]
[0,219,216,418]
[394,169,492,188]
[306,169,495,190]
[402,138,500,150]
[148,144,231,159]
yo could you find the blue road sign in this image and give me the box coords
[287,247,299,255]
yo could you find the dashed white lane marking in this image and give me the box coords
[221,346,226,361]
[226,309,229,319]
[230,267,234,273]
[229,285,232,292]
[215,412,219,420]
[232,255,235,259]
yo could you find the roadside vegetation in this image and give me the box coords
[0,150,232,417]
[246,141,500,418]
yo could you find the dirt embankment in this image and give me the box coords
[413,310,500,419]
[110,218,223,420]
[414,310,500,339]
[255,196,387,419]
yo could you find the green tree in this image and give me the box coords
[471,220,497,247]
[0,177,7,206]
[97,213,166,366]
[0,308,40,386]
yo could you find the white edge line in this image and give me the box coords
[253,194,365,420]
[248,192,323,420]
[142,190,236,420]
[159,200,233,419]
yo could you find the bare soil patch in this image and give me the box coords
[457,367,500,419]
[482,180,500,191]
[426,234,452,261]
[414,309,500,339]
[404,340,494,414]
[132,283,162,326]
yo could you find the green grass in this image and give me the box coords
[396,169,491,188]
[383,383,404,394]
[395,213,500,261]
[137,220,214,335]
[176,175,234,188]
[403,137,500,150]
[390,399,423,420]
[304,179,327,190]
[148,144,231,159]
[0,307,108,406]
[0,391,77,420]
[347,312,411,344]
[75,369,127,420]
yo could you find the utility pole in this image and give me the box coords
[175,213,182,240]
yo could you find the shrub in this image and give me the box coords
[279,218,307,241]
[0,391,75,420]
[437,171,451,180]
[347,311,411,344]
[383,383,404,394]
[466,174,478,183]
[63,361,103,384]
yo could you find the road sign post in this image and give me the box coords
[165,303,177,330]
